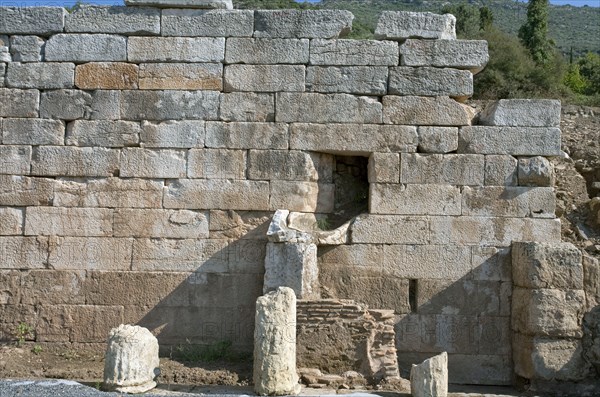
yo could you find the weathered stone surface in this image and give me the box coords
[114,209,209,238]
[209,210,271,240]
[126,0,232,9]
[45,34,127,62]
[484,155,518,186]
[0,145,31,175]
[351,215,429,244]
[164,179,270,211]
[75,62,139,90]
[400,39,489,74]
[518,156,555,187]
[306,66,388,95]
[270,181,334,213]
[0,175,54,206]
[32,146,119,177]
[254,10,353,39]
[415,279,501,316]
[471,246,511,282]
[248,150,330,182]
[0,63,4,86]
[583,255,600,309]
[162,9,252,37]
[9,36,44,62]
[39,89,121,120]
[205,122,288,149]
[48,237,133,271]
[188,148,246,179]
[462,186,555,218]
[370,184,462,215]
[309,39,398,66]
[0,7,65,36]
[0,236,48,269]
[220,92,274,122]
[400,154,484,186]
[0,208,23,235]
[417,127,458,154]
[264,242,319,300]
[103,324,160,394]
[376,11,455,41]
[140,120,204,148]
[225,38,308,64]
[224,65,304,92]
[254,287,301,396]
[128,37,224,62]
[277,93,382,124]
[459,126,562,156]
[66,6,160,35]
[479,99,561,127]
[66,120,140,147]
[120,90,220,121]
[583,306,600,373]
[25,207,113,237]
[0,88,39,117]
[368,152,399,183]
[388,67,472,100]
[410,352,448,397]
[18,269,86,305]
[383,96,473,126]
[138,63,222,90]
[447,354,512,385]
[121,148,186,178]
[6,62,74,89]
[54,178,163,208]
[2,118,64,145]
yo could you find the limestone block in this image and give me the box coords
[103,324,160,394]
[2,118,64,145]
[583,307,600,372]
[209,210,272,240]
[205,122,288,149]
[75,62,139,90]
[114,209,209,238]
[140,120,204,148]
[188,148,246,179]
[447,354,512,385]
[319,244,383,273]
[512,241,583,290]
[66,120,140,147]
[254,10,353,39]
[417,127,458,154]
[0,63,4,87]
[0,47,9,63]
[410,352,448,397]
[306,66,388,95]
[400,39,489,74]
[264,242,319,300]
[376,11,455,41]
[32,146,119,177]
[583,255,600,308]
[277,93,382,124]
[126,0,232,9]
[370,184,462,215]
[290,123,416,154]
[224,65,304,93]
[45,34,127,62]
[25,207,113,237]
[248,150,331,182]
[484,155,518,186]
[18,269,86,305]
[0,7,65,36]
[400,153,484,186]
[220,92,274,122]
[479,99,561,127]
[225,38,308,64]
[368,152,399,183]
[350,214,429,244]
[309,39,398,66]
[512,287,585,337]
[128,37,224,63]
[138,63,222,90]
[0,208,23,235]
[518,156,555,187]
[458,126,561,156]
[120,148,186,178]
[9,36,44,62]
[164,179,270,211]
[162,9,253,37]
[388,67,472,100]
[0,88,39,117]
[269,181,334,213]
[462,186,555,218]
[383,96,473,126]
[0,175,54,206]
[48,237,133,271]
[471,246,511,282]
[120,90,219,121]
[0,236,48,269]
[253,287,301,396]
[40,89,120,120]
[0,146,31,175]
[66,6,160,35]
[415,279,501,316]
[383,245,471,279]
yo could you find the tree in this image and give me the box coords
[518,0,554,64]
[479,6,493,32]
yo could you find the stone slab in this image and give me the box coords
[45,34,127,62]
[140,120,205,148]
[120,90,220,121]
[306,66,388,95]
[32,146,119,177]
[400,153,484,186]
[264,242,319,299]
[0,208,23,236]
[410,352,448,397]
[114,209,209,238]
[220,92,274,122]
[224,64,304,92]
[254,10,353,39]
[0,236,48,269]
[128,36,225,63]
[383,244,472,279]
[6,62,74,89]
[139,63,222,90]
[400,39,489,74]
[25,207,113,237]
[277,93,382,124]
[2,118,64,145]
[0,7,65,36]
[39,89,121,120]
[518,156,555,187]
[383,95,474,126]
[459,126,562,156]
[126,0,232,8]
[120,148,187,178]
[205,122,288,149]
[225,38,308,64]
[162,9,253,37]
[376,11,456,40]
[368,152,399,183]
[48,237,133,271]
[188,148,246,179]
[484,155,518,186]
[351,214,429,244]
[248,150,329,182]
[65,5,160,35]
[370,184,462,215]
[75,62,139,90]
[66,120,141,147]
[309,39,398,66]
[0,88,39,118]
[462,186,556,218]
[388,67,472,99]
[479,99,561,127]
[417,127,458,154]
[0,175,54,206]
[9,36,44,62]
[0,145,31,175]
[269,181,334,213]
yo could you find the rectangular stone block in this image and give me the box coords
[383,245,472,279]
[31,146,119,177]
[120,90,220,120]
[319,244,383,272]
[220,92,274,122]
[290,123,416,154]
[269,181,334,213]
[383,95,473,126]
[368,152,399,183]
[351,214,429,244]
[66,120,140,147]
[39,89,120,120]
[0,236,48,269]
[120,148,186,178]
[448,354,512,385]
[47,237,133,271]
[462,186,555,218]
[0,145,31,175]
[75,62,139,90]
[375,11,456,40]
[254,10,353,39]
[309,39,398,66]
[306,66,388,95]
[0,63,4,86]
[0,175,54,206]
[205,122,288,150]
[140,120,204,148]
[164,179,270,211]
[128,36,224,62]
[225,38,308,64]
[370,184,462,215]
[0,207,23,235]
[400,39,489,74]
[25,207,113,237]
[45,34,127,62]
[2,118,64,145]
[162,9,253,37]
[416,279,501,316]
[388,67,472,99]
[0,88,39,117]
[224,64,304,92]
[139,63,223,90]
[400,153,484,186]
[0,7,65,36]
[0,270,22,305]
[126,0,233,8]
[54,177,163,208]
[480,99,561,127]
[20,270,86,305]
[471,246,511,282]
[458,126,561,156]
[188,148,246,179]
[417,126,458,154]
[114,209,209,238]
[485,155,518,186]
[248,150,332,182]
[65,5,160,35]
[277,93,382,124]
[208,210,271,240]
[6,62,74,89]
[9,36,44,62]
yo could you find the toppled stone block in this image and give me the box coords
[388,67,472,100]
[6,62,74,89]
[310,39,398,66]
[224,64,305,92]
[479,99,561,127]
[400,39,489,74]
[128,37,224,63]
[0,7,65,36]
[45,34,127,62]
[277,93,382,124]
[139,63,222,90]
[126,0,232,9]
[264,242,319,300]
[10,36,44,62]
[306,66,388,95]
[383,96,474,126]
[75,62,139,90]
[254,10,353,39]
[103,324,160,393]
[225,38,308,64]
[0,88,39,118]
[65,5,160,35]
[484,155,518,186]
[518,156,555,187]
[410,352,448,397]
[375,11,456,40]
[459,126,561,156]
